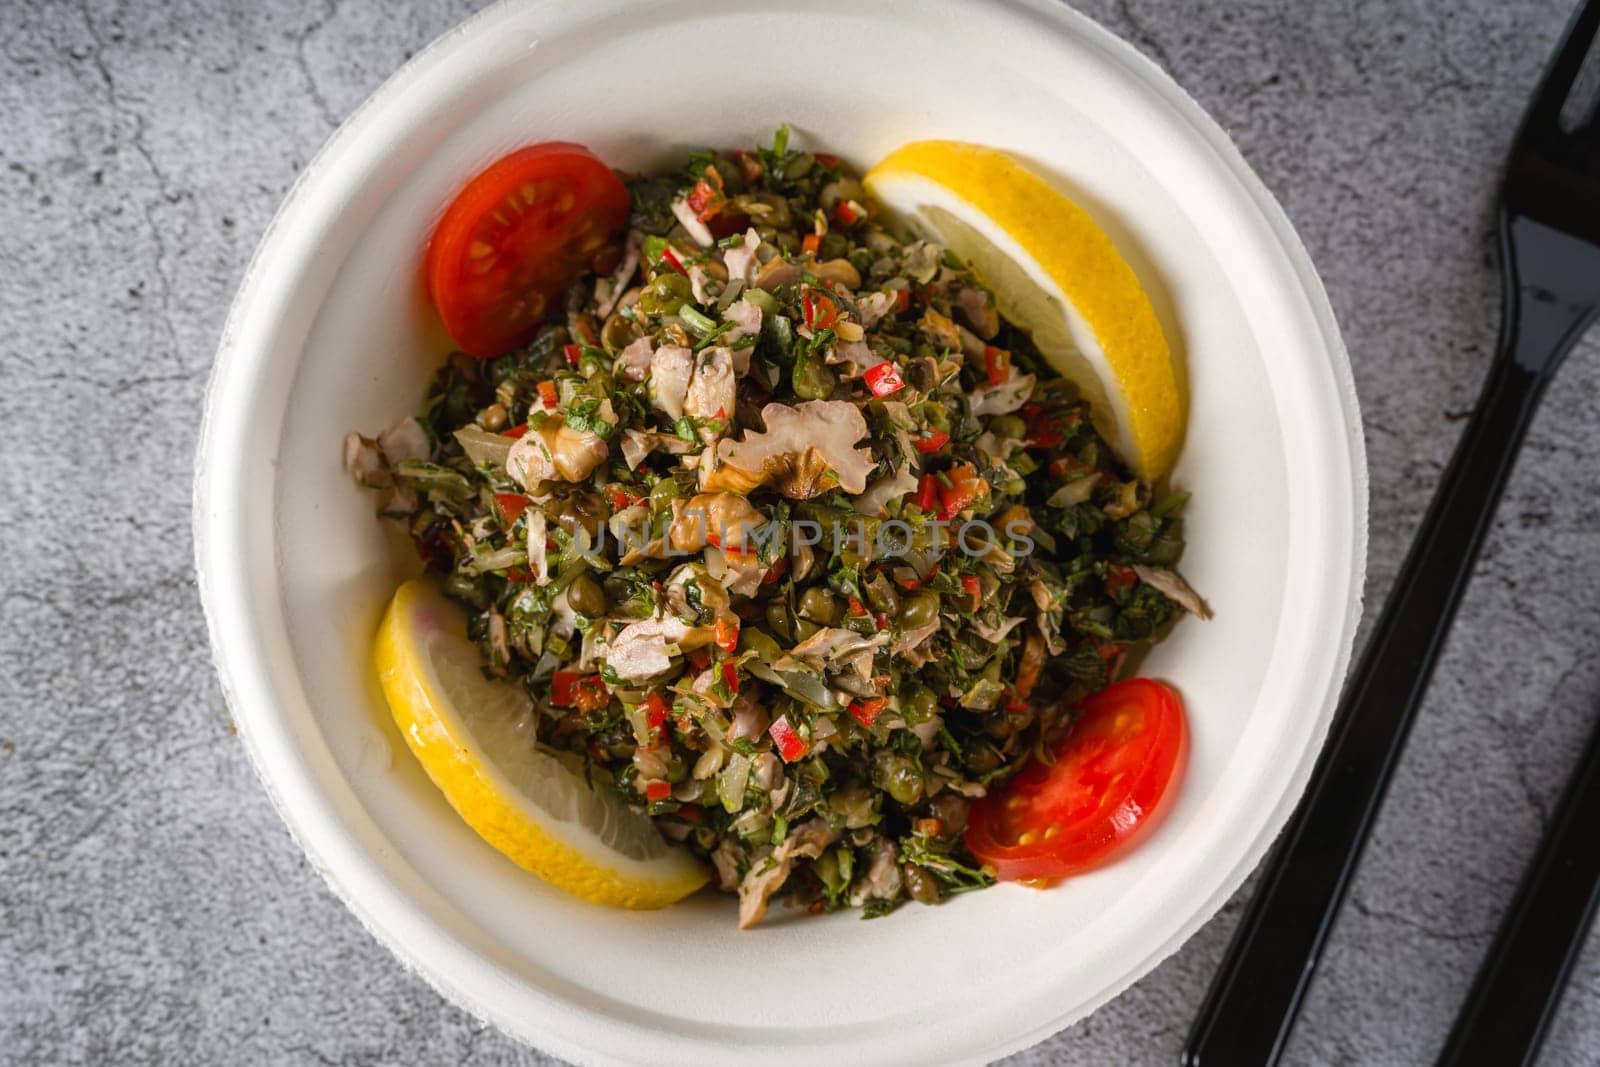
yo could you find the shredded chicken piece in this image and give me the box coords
[1132,564,1213,619]
[505,423,609,487]
[919,308,963,353]
[648,345,694,421]
[343,433,389,488]
[738,818,838,928]
[1013,631,1046,702]
[891,618,940,657]
[617,336,653,382]
[955,286,999,339]
[595,231,642,318]
[378,416,430,464]
[683,347,736,424]
[855,290,897,330]
[970,372,1036,415]
[668,492,765,553]
[722,228,761,287]
[722,297,762,345]
[596,611,709,682]
[671,198,713,247]
[854,465,921,518]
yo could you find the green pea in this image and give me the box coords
[565,574,607,617]
[898,591,940,630]
[791,352,836,400]
[798,587,842,626]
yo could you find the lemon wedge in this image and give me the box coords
[374,578,708,909]
[864,141,1184,481]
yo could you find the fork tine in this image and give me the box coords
[1524,0,1600,132]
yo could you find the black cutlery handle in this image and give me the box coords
[1181,345,1550,1066]
[1436,705,1600,1067]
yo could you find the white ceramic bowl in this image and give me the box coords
[194,1,1367,1062]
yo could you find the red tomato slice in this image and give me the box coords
[965,678,1187,881]
[424,143,628,358]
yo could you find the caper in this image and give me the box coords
[791,352,836,400]
[819,232,849,261]
[905,357,938,393]
[754,194,792,229]
[566,573,607,616]
[478,402,508,431]
[798,587,842,626]
[898,591,940,630]
[865,577,899,616]
[902,686,938,724]
[991,414,1026,440]
[765,601,794,642]
[793,618,821,643]
[928,793,971,836]
[600,310,642,355]
[877,755,924,806]
[904,863,943,905]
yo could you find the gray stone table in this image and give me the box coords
[3,0,1599,1063]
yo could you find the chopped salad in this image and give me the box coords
[348,129,1206,926]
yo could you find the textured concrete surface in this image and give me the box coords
[2,0,1599,1063]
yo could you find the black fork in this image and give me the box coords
[1182,3,1600,1064]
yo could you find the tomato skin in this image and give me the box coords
[966,678,1187,881]
[424,143,628,358]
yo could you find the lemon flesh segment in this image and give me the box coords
[374,578,708,909]
[864,140,1183,481]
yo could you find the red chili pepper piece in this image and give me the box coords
[562,343,581,366]
[503,423,529,439]
[661,246,689,277]
[494,493,531,527]
[1106,565,1138,599]
[644,691,671,730]
[863,361,905,398]
[714,616,740,654]
[644,780,672,801]
[769,715,808,762]
[938,463,986,520]
[982,345,1011,386]
[913,429,950,453]
[849,698,887,727]
[721,661,740,694]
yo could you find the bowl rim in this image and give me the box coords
[194,0,1368,1062]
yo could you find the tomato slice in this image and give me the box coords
[424,143,629,358]
[965,678,1187,881]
